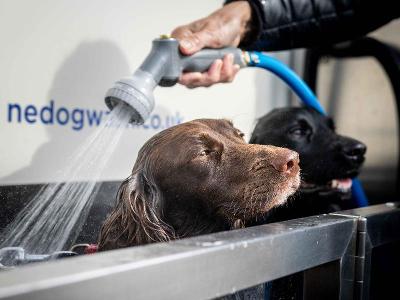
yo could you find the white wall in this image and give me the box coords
[0,0,287,184]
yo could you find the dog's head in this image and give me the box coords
[250,107,366,196]
[98,119,300,250]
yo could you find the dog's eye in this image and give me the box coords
[199,149,222,157]
[200,149,212,156]
[289,127,309,136]
[237,131,245,138]
[288,120,312,137]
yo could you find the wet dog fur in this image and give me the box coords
[98,119,300,250]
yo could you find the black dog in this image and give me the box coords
[250,107,367,222]
[249,107,367,300]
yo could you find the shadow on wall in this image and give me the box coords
[1,40,131,183]
[0,40,176,244]
[0,41,132,244]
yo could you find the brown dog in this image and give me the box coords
[98,119,300,250]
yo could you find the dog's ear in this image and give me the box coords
[97,173,175,251]
[249,134,259,144]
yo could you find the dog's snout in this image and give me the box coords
[343,142,366,160]
[271,149,300,174]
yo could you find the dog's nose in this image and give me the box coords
[271,149,300,174]
[343,142,367,160]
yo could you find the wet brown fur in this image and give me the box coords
[98,119,300,251]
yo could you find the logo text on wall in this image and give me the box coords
[3,100,184,131]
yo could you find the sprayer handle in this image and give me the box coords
[181,48,246,73]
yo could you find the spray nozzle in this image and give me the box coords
[105,37,246,124]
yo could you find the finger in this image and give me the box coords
[171,25,192,40]
[179,72,203,86]
[179,60,223,88]
[189,60,223,88]
[220,54,235,82]
[232,64,241,78]
[206,59,223,84]
[223,64,240,84]
[182,27,228,55]
[178,32,206,55]
[177,24,220,55]
[171,26,198,55]
[180,73,215,89]
[171,22,206,55]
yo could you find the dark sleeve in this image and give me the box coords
[225,0,399,51]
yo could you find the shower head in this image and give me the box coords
[105,36,246,124]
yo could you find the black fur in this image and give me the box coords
[250,107,367,222]
[249,107,367,300]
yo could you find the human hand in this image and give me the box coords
[171,1,252,88]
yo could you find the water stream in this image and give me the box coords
[0,103,131,254]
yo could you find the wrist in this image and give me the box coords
[224,1,252,39]
[224,0,260,47]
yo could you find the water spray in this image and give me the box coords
[105,36,368,206]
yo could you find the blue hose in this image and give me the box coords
[247,51,368,207]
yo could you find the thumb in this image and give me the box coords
[179,30,216,55]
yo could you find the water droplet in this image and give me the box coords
[196,241,223,247]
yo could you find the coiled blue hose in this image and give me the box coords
[247,51,368,207]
